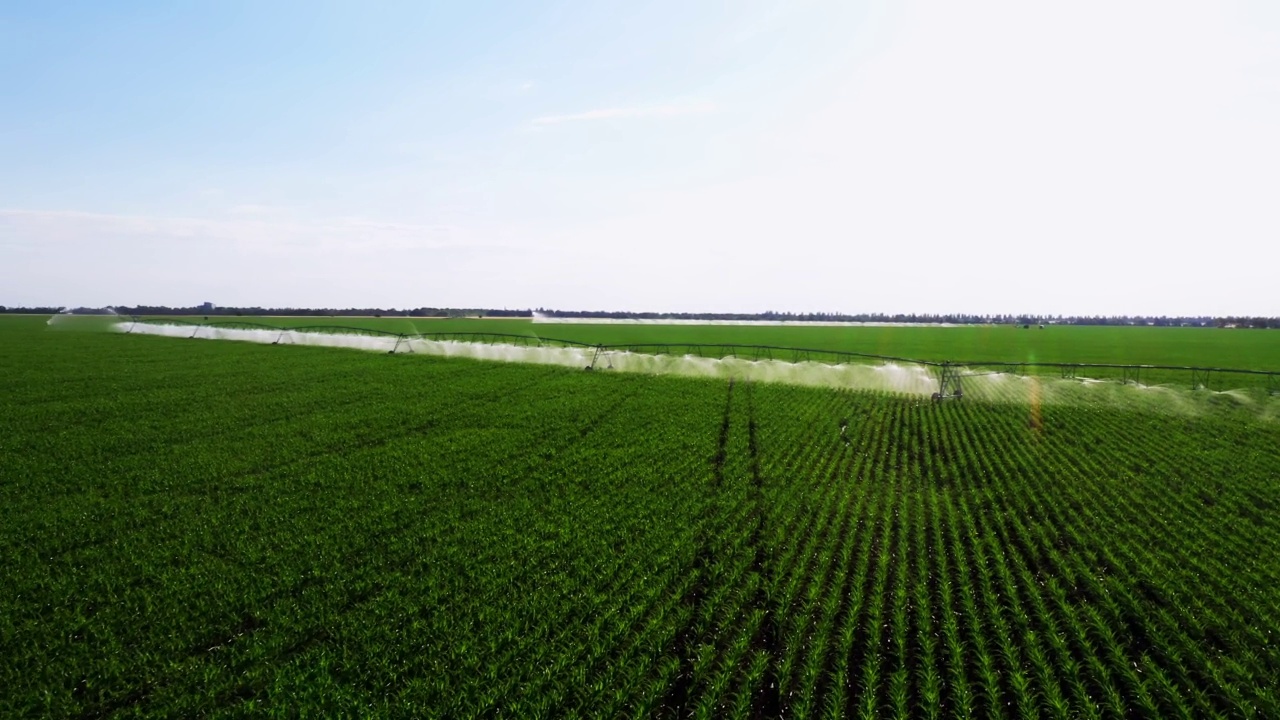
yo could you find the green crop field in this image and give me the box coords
[4,314,1280,718]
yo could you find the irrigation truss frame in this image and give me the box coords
[122,318,1280,397]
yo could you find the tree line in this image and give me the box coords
[3,305,1278,328]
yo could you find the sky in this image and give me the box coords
[2,0,1278,315]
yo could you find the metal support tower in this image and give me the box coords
[388,335,414,354]
[587,345,613,371]
[933,362,964,402]
[1191,368,1212,390]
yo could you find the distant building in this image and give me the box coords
[199,302,215,313]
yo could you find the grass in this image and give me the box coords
[5,314,1280,717]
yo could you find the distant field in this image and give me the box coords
[6,314,1280,717]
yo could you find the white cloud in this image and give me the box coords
[531,102,715,126]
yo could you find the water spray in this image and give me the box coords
[113,320,1280,418]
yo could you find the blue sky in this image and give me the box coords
[2,1,1278,314]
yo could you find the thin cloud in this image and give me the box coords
[227,204,293,217]
[531,102,715,126]
[0,208,458,253]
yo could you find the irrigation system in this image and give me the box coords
[122,318,1280,399]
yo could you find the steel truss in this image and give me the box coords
[933,362,964,402]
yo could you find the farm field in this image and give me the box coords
[4,314,1280,718]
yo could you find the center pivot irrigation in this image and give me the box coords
[120,318,1280,398]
